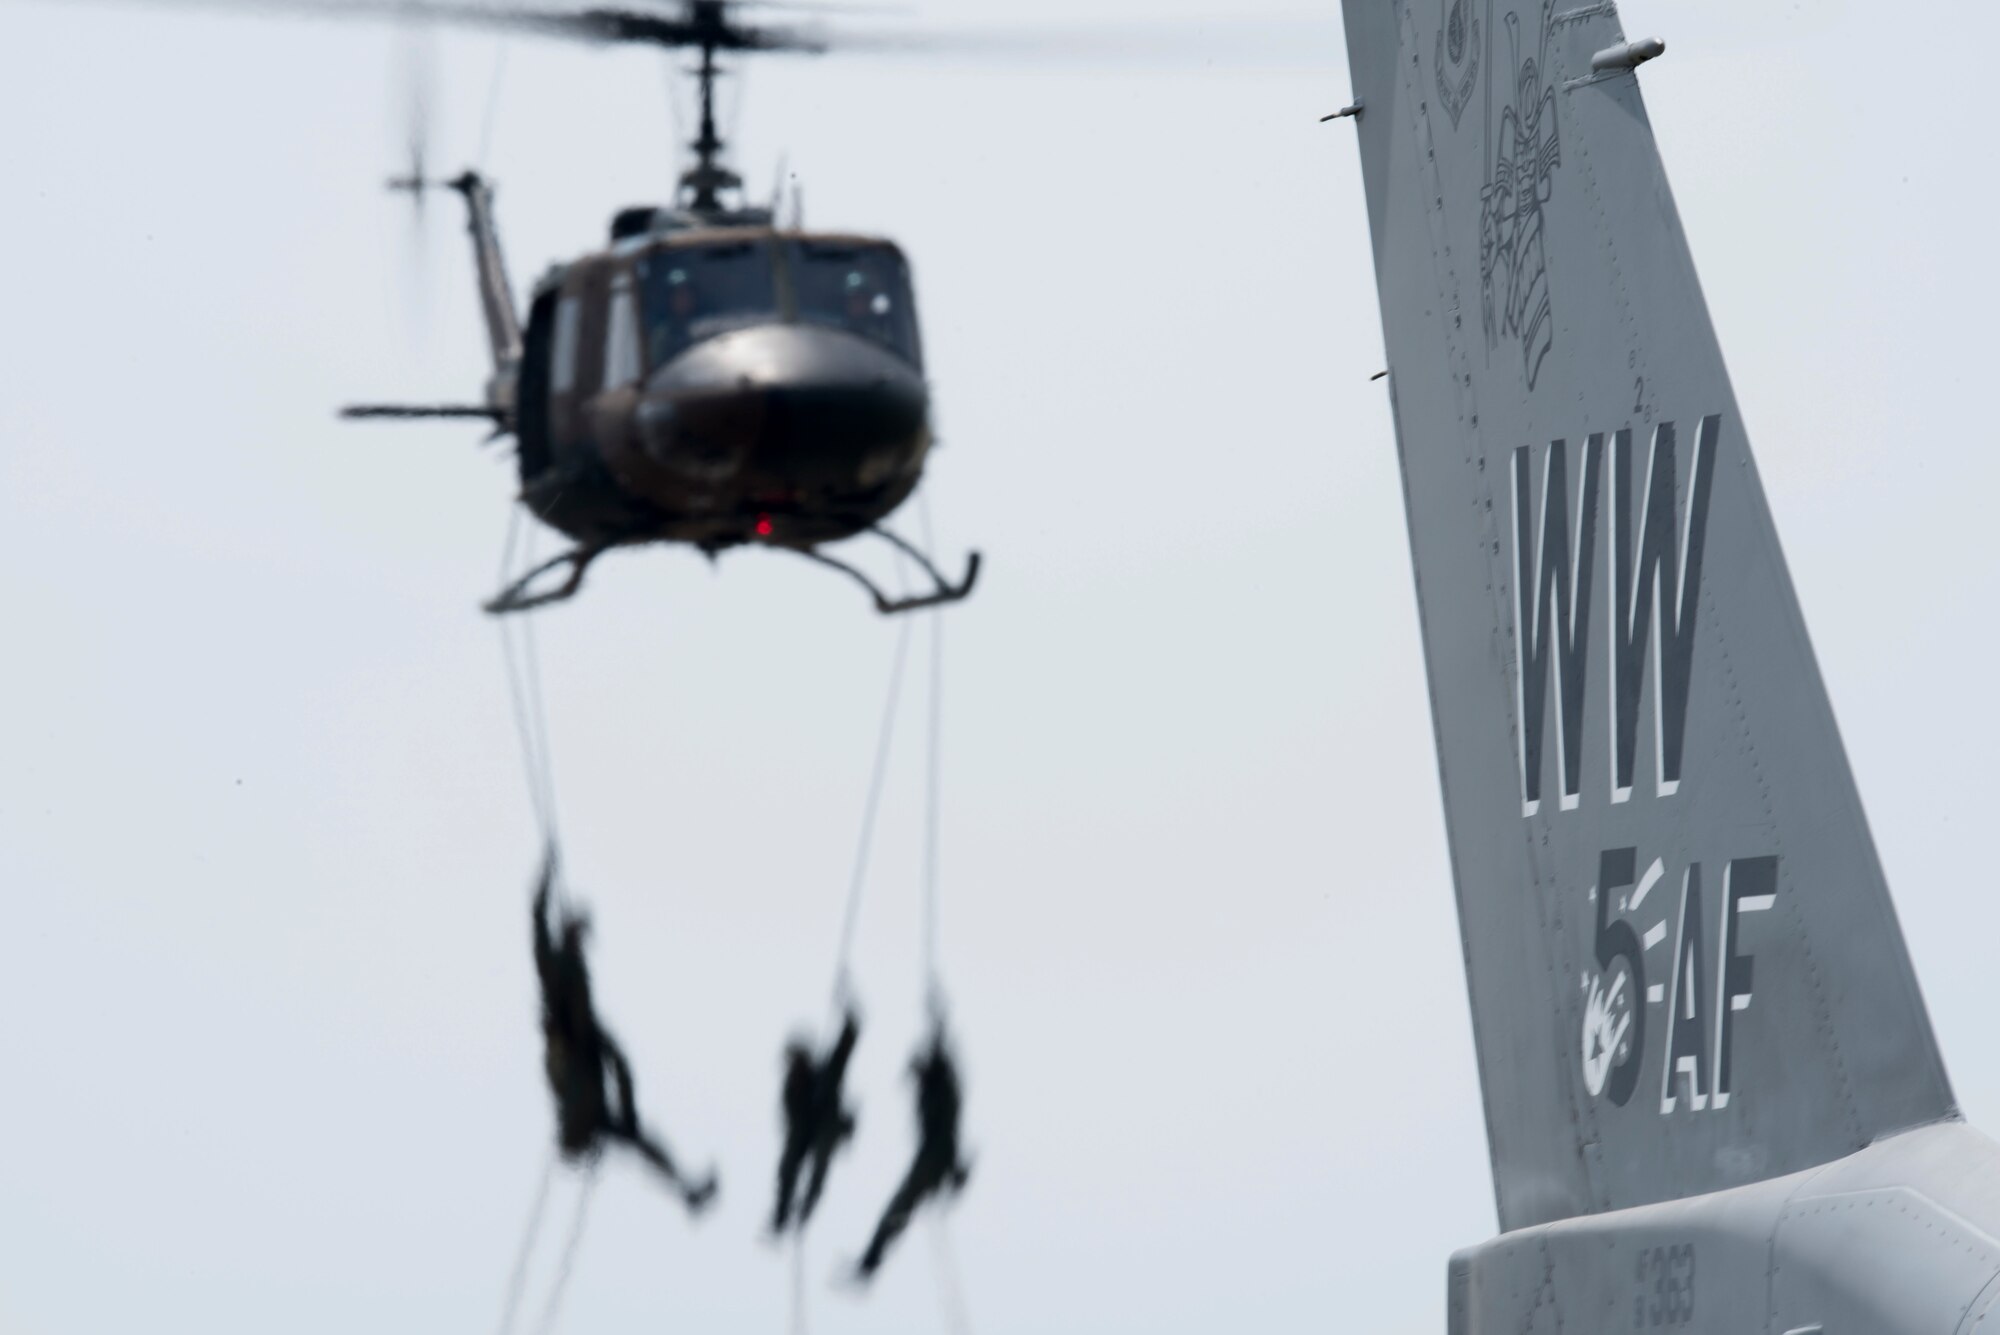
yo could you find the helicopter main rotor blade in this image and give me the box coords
[725,0,907,14]
[810,15,1339,68]
[37,0,596,40]
[26,0,830,53]
[28,0,1333,69]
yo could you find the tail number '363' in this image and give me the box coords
[1635,1244,1695,1327]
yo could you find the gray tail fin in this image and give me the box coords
[1338,0,1954,1229]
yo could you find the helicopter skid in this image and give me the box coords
[484,542,612,616]
[482,524,976,618]
[789,526,981,616]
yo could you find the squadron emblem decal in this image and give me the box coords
[1480,0,1561,391]
[1580,849,1659,1108]
[1435,0,1482,130]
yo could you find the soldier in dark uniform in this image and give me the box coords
[770,1006,862,1234]
[531,851,717,1214]
[851,1021,972,1280]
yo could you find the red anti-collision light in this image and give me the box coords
[754,516,774,538]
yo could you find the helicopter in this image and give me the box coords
[303,0,980,615]
[30,0,1315,613]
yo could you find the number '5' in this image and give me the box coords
[1595,848,1650,1107]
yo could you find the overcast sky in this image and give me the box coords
[6,1,2000,1332]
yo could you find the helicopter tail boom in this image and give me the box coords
[444,172,525,403]
[380,170,525,412]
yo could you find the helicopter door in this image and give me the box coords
[515,287,560,484]
[546,262,613,464]
[591,269,659,504]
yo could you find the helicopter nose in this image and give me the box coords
[638,324,928,486]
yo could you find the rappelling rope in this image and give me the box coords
[496,508,550,833]
[916,494,975,1335]
[529,1162,601,1335]
[497,506,571,906]
[829,607,916,1003]
[491,508,588,1335]
[928,1215,974,1335]
[917,494,946,1001]
[789,1230,808,1335]
[495,1152,558,1335]
[796,565,917,1335]
[490,513,618,1335]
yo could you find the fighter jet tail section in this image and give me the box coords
[1339,0,1955,1231]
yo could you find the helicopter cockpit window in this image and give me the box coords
[639,241,777,366]
[788,242,920,365]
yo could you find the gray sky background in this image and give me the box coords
[3,1,1997,1331]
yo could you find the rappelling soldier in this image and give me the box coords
[770,1003,862,1234]
[850,1016,972,1280]
[532,849,718,1214]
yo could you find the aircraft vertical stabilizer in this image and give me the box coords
[1339,0,1955,1230]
